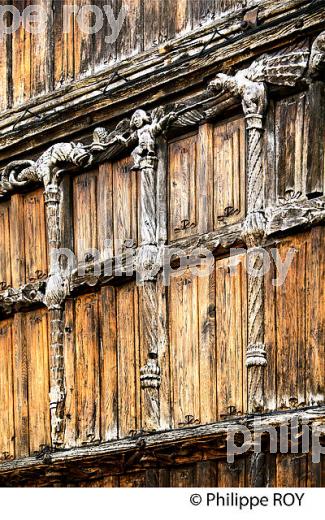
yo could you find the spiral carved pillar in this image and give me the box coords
[137,156,161,431]
[44,185,68,447]
[242,114,267,413]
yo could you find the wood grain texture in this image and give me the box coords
[0,202,12,290]
[23,188,48,282]
[0,319,15,460]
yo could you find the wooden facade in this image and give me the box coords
[0,0,324,487]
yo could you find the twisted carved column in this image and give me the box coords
[209,73,268,413]
[137,156,161,431]
[44,184,68,447]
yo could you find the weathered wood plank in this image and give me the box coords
[75,293,100,445]
[9,194,26,287]
[0,318,15,460]
[100,285,118,441]
[73,170,98,262]
[25,309,51,454]
[23,188,48,283]
[0,202,12,290]
[12,313,29,458]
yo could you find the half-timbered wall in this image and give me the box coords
[0,1,324,487]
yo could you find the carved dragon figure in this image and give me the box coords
[0,142,92,196]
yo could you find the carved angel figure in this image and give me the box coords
[1,142,92,194]
[119,108,176,170]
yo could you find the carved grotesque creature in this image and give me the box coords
[1,142,92,194]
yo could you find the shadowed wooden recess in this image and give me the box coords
[0,0,324,487]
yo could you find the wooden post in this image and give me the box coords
[137,155,161,431]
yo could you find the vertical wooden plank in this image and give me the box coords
[30,0,52,96]
[198,269,217,424]
[116,282,139,437]
[0,7,11,110]
[195,461,217,487]
[170,466,196,487]
[276,234,306,408]
[73,170,98,262]
[264,246,277,411]
[216,254,247,418]
[113,156,137,255]
[305,226,325,405]
[265,99,276,207]
[0,202,12,290]
[305,82,325,197]
[169,269,200,428]
[168,133,198,241]
[275,93,306,200]
[276,454,308,487]
[73,0,95,78]
[0,319,15,460]
[26,309,51,454]
[197,123,214,235]
[75,293,100,445]
[23,188,48,282]
[93,0,116,71]
[97,162,113,260]
[12,313,29,458]
[63,299,76,448]
[53,0,75,88]
[191,0,215,28]
[119,472,145,487]
[217,459,246,487]
[116,0,142,59]
[100,285,118,441]
[10,194,25,287]
[214,117,246,228]
[12,0,31,106]
[157,273,171,430]
[60,175,74,252]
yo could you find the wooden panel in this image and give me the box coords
[119,472,145,487]
[169,270,200,428]
[116,282,140,437]
[0,202,12,290]
[215,253,247,418]
[30,0,52,96]
[213,117,246,227]
[276,454,308,487]
[305,82,325,197]
[168,133,198,241]
[53,0,75,88]
[217,459,246,487]
[275,93,307,200]
[265,228,325,408]
[0,9,10,110]
[0,319,15,460]
[116,0,142,59]
[169,267,217,427]
[12,313,29,458]
[74,0,95,77]
[9,194,25,287]
[12,0,31,106]
[63,299,77,448]
[274,234,306,408]
[25,309,50,454]
[170,466,196,487]
[113,156,138,254]
[97,162,113,260]
[75,293,100,445]
[100,286,118,441]
[305,227,325,405]
[23,188,48,283]
[73,170,98,262]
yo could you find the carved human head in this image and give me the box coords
[130,109,150,129]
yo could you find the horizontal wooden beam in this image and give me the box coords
[0,405,323,485]
[0,0,324,163]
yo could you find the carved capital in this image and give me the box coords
[309,31,325,79]
[136,244,160,283]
